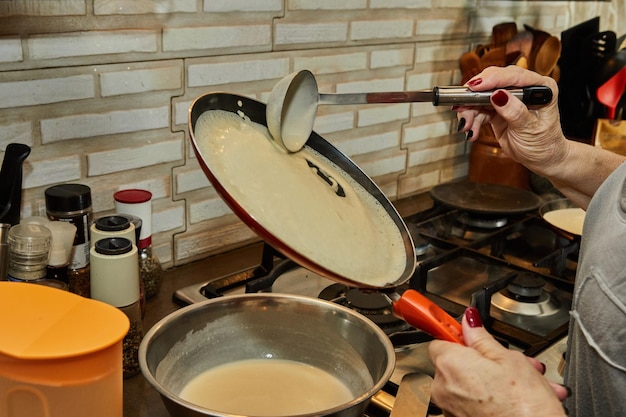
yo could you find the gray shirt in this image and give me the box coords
[564,161,626,416]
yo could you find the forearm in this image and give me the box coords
[531,140,625,209]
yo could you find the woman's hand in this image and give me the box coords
[456,66,568,177]
[455,65,625,208]
[428,307,568,417]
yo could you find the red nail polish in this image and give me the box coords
[492,90,509,107]
[465,307,483,328]
[467,78,482,87]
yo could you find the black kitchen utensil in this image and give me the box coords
[0,143,31,226]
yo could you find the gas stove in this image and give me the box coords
[173,202,574,416]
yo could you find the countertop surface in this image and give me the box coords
[123,193,433,416]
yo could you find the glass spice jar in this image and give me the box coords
[45,184,93,297]
[6,223,51,282]
[113,190,163,299]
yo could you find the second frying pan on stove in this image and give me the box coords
[430,181,543,215]
[189,91,464,345]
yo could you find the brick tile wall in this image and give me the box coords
[0,0,623,268]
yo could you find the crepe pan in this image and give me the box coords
[189,92,464,344]
[430,181,543,215]
[539,198,585,240]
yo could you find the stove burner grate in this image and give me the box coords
[319,285,411,335]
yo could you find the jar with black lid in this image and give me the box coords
[45,184,93,297]
[90,237,143,378]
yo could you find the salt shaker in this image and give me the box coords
[90,237,143,378]
[113,189,162,298]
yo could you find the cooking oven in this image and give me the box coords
[173,192,575,417]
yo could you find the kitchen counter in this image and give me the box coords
[123,193,434,416]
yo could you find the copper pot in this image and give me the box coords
[468,125,530,190]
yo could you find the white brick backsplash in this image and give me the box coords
[175,221,257,261]
[404,120,452,144]
[407,71,453,90]
[274,23,348,45]
[0,38,23,63]
[0,75,94,109]
[371,47,414,69]
[411,101,440,117]
[358,103,410,127]
[293,52,368,74]
[189,197,233,224]
[337,77,405,93]
[153,204,185,234]
[28,31,158,60]
[313,111,355,135]
[0,122,33,148]
[416,44,468,63]
[99,65,182,96]
[23,155,81,189]
[163,25,271,52]
[370,0,431,7]
[94,0,197,14]
[398,168,439,196]
[204,0,282,12]
[0,1,86,16]
[175,167,212,194]
[416,19,467,36]
[359,152,406,177]
[87,137,183,176]
[41,106,169,143]
[408,142,465,166]
[350,19,414,41]
[187,58,289,87]
[336,131,400,156]
[174,99,194,126]
[287,0,366,9]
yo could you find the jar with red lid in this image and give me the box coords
[113,189,162,298]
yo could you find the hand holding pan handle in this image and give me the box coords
[392,289,465,345]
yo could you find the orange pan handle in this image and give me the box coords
[392,289,464,345]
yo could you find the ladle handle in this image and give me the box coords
[433,86,553,106]
[393,289,464,344]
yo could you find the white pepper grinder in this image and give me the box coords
[113,189,162,298]
[90,237,143,378]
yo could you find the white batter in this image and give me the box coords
[543,207,586,236]
[179,359,354,416]
[194,110,408,287]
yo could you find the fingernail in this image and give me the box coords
[492,90,509,107]
[468,78,482,87]
[560,384,572,398]
[457,118,466,132]
[538,361,547,374]
[465,130,473,141]
[465,307,483,328]
[451,105,460,111]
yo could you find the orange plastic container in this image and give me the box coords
[0,282,129,417]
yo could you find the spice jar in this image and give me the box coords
[90,237,143,378]
[114,189,162,298]
[90,215,136,247]
[45,184,93,297]
[6,223,51,282]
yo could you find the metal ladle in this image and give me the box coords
[266,69,553,153]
